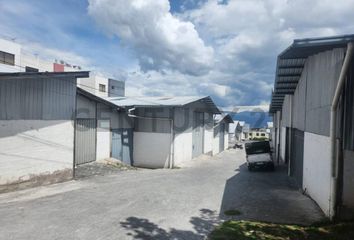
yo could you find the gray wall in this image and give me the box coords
[281,95,291,127]
[134,107,171,133]
[0,76,76,120]
[108,79,125,97]
[291,48,345,136]
[76,94,133,129]
[76,94,96,119]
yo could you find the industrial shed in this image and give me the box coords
[105,96,220,168]
[269,34,354,220]
[213,114,233,155]
[75,88,133,166]
[0,71,88,192]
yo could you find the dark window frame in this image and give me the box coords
[0,51,15,66]
[99,84,106,93]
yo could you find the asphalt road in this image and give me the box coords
[0,149,324,240]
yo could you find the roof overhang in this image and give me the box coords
[269,34,354,113]
[77,87,121,110]
[104,96,221,114]
[0,71,89,80]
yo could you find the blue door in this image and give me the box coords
[112,129,123,161]
[111,129,133,165]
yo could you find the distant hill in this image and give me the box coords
[230,111,272,128]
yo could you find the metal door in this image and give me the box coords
[290,129,304,187]
[112,128,133,165]
[75,119,96,165]
[192,112,204,158]
[219,123,225,151]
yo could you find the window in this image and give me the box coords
[111,86,115,89]
[256,133,260,136]
[25,66,39,72]
[261,133,266,136]
[0,51,15,66]
[99,84,106,93]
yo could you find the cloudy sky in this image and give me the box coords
[1,0,353,110]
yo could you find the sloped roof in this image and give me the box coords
[105,96,221,113]
[269,34,354,113]
[214,113,234,123]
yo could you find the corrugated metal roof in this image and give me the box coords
[214,113,234,123]
[104,96,221,113]
[269,34,354,113]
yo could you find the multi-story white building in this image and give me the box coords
[0,38,125,97]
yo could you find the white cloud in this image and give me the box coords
[88,0,214,76]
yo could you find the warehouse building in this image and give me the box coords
[269,34,354,220]
[75,88,133,166]
[105,96,220,168]
[0,71,89,192]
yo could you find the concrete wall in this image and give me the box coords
[0,38,22,72]
[224,123,229,150]
[204,112,213,155]
[303,132,332,216]
[212,131,220,155]
[21,52,53,72]
[280,127,286,163]
[108,78,125,97]
[133,132,171,168]
[174,131,193,166]
[0,120,73,191]
[96,119,111,161]
[0,75,77,191]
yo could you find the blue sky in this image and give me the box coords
[1,0,354,110]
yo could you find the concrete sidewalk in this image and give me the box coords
[0,149,324,240]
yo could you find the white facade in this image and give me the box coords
[303,132,332,216]
[0,120,74,187]
[0,72,87,192]
[0,38,21,72]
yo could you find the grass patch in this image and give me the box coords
[209,220,354,240]
[224,209,242,216]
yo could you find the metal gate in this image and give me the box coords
[192,112,204,158]
[112,128,133,165]
[219,123,225,151]
[75,119,96,165]
[290,129,304,187]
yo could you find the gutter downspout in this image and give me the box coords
[329,42,354,220]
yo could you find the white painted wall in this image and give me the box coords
[213,133,220,155]
[224,128,229,150]
[0,38,22,72]
[20,52,53,72]
[204,126,213,154]
[174,131,193,166]
[0,120,73,185]
[280,127,286,163]
[96,120,111,161]
[133,132,171,168]
[303,132,331,216]
[343,150,354,209]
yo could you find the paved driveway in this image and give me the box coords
[0,149,324,240]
